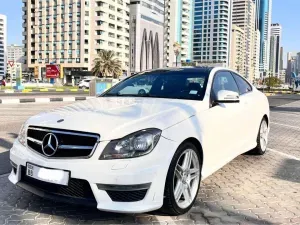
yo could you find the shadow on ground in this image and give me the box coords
[0,178,274,225]
[273,158,300,183]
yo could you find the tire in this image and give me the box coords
[249,118,269,155]
[138,89,146,95]
[161,142,202,215]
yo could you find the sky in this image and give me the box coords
[0,0,298,66]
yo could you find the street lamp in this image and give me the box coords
[173,42,181,67]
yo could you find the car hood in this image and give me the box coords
[27,97,207,140]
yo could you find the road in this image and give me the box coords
[0,95,299,224]
[0,92,88,98]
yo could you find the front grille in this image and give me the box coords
[20,166,96,202]
[106,189,148,202]
[27,126,99,158]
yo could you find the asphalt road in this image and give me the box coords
[0,94,299,224]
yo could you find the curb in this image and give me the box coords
[265,93,277,96]
[0,89,89,93]
[0,96,94,104]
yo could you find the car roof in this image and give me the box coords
[139,67,219,75]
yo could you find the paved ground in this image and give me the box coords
[0,95,299,224]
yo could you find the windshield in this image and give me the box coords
[102,70,209,101]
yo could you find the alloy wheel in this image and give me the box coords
[173,149,200,209]
[260,120,268,151]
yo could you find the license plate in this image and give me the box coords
[26,163,69,186]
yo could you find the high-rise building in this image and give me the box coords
[253,29,261,79]
[7,45,25,64]
[129,0,164,73]
[0,14,7,79]
[269,23,281,77]
[230,25,245,75]
[22,0,130,82]
[279,46,283,70]
[164,0,193,67]
[232,0,256,81]
[193,0,233,66]
[286,56,297,84]
[258,0,272,73]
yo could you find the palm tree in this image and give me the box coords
[92,50,123,78]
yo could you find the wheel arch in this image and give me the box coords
[180,137,204,169]
[263,114,269,126]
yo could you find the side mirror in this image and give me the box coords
[215,90,240,103]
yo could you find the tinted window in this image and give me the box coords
[211,71,239,100]
[102,70,209,100]
[232,73,252,95]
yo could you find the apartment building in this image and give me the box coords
[253,29,261,79]
[7,44,25,64]
[22,0,130,81]
[230,25,245,75]
[232,0,256,81]
[129,0,164,73]
[0,14,7,79]
[164,0,193,67]
[193,0,233,67]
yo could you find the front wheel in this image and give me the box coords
[161,142,201,215]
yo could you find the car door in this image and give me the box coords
[201,71,244,173]
[232,73,258,150]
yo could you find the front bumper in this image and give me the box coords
[9,137,178,213]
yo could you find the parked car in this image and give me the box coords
[9,67,269,215]
[78,78,91,89]
[0,79,6,86]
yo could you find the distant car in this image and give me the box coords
[78,79,91,89]
[0,80,6,86]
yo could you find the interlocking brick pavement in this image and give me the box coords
[0,100,299,225]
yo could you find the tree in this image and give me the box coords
[92,50,123,78]
[264,76,282,88]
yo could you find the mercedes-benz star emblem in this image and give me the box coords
[42,133,59,157]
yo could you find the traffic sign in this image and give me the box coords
[8,61,14,67]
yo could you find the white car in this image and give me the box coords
[9,67,269,215]
[78,79,91,89]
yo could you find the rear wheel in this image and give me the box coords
[249,118,269,155]
[161,142,201,215]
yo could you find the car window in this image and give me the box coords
[102,70,210,101]
[211,71,239,100]
[232,73,252,95]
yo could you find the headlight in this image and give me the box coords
[99,128,161,160]
[18,124,27,147]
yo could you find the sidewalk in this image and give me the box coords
[0,88,89,93]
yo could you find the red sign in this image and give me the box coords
[8,61,14,67]
[46,65,60,78]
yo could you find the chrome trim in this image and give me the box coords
[28,127,99,139]
[97,183,151,191]
[26,126,100,159]
[27,137,42,145]
[58,145,94,150]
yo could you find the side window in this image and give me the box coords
[211,71,239,100]
[232,73,252,95]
